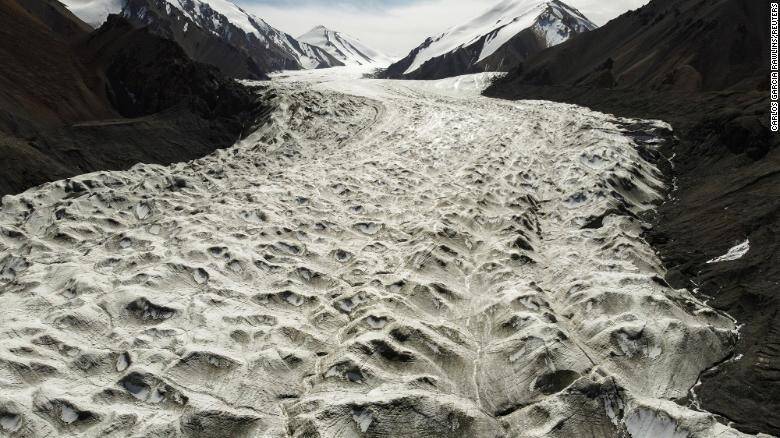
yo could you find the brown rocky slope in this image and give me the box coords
[0,0,269,198]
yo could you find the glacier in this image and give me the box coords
[0,68,754,437]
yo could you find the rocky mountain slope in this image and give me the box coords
[493,0,765,91]
[0,0,267,197]
[485,0,777,434]
[119,0,269,80]
[298,25,391,67]
[0,0,112,133]
[381,0,595,80]
[121,0,342,76]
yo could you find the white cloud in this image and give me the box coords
[60,0,124,26]
[240,0,650,56]
[567,0,650,26]
[242,1,489,57]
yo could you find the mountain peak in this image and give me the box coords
[61,0,343,72]
[298,26,391,67]
[382,0,596,79]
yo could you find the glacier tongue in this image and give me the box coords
[0,70,746,437]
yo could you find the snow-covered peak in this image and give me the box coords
[61,0,341,71]
[62,0,269,35]
[404,0,596,75]
[298,25,392,67]
[160,0,269,37]
[142,0,341,69]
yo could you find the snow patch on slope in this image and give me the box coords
[154,0,338,70]
[706,239,750,264]
[475,2,549,65]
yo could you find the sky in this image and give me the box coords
[239,0,650,56]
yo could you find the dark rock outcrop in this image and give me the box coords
[83,14,260,120]
[0,0,113,133]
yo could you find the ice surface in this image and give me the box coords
[0,413,21,432]
[176,0,257,35]
[0,69,747,436]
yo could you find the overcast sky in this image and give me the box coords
[239,0,650,56]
